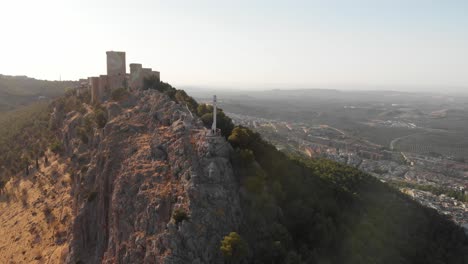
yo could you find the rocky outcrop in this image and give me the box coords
[65,90,242,263]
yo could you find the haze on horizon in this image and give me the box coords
[1,0,467,93]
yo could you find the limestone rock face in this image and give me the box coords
[66,90,241,264]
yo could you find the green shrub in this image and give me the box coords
[196,104,210,116]
[94,108,107,128]
[220,232,247,263]
[0,177,8,191]
[238,149,255,166]
[111,88,129,101]
[175,90,198,113]
[42,206,52,218]
[0,102,55,174]
[77,127,89,144]
[172,208,189,224]
[199,105,234,137]
[87,191,98,203]
[83,115,94,130]
[228,127,255,149]
[50,140,63,153]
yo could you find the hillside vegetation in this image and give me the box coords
[0,74,76,111]
[0,89,90,184]
[228,127,468,263]
[0,102,54,179]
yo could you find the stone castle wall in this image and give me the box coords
[89,77,100,104]
[99,75,109,101]
[87,51,161,104]
[151,71,160,82]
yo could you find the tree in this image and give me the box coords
[237,149,255,167]
[77,127,89,144]
[175,90,198,113]
[172,208,190,225]
[111,88,129,101]
[50,139,63,153]
[228,127,253,149]
[94,108,108,129]
[220,232,247,264]
[0,177,8,194]
[197,104,210,116]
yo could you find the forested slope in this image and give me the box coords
[0,74,76,111]
[229,129,468,263]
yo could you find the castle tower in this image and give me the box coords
[151,71,160,82]
[106,51,126,90]
[98,75,109,100]
[89,77,100,104]
[142,68,152,79]
[129,63,143,90]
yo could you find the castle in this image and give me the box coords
[86,51,160,103]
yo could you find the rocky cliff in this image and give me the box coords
[54,90,242,263]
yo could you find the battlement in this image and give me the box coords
[151,71,160,81]
[129,63,143,90]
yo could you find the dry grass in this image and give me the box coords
[0,154,73,263]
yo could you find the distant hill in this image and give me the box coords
[0,74,77,111]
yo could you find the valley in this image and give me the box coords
[193,89,468,230]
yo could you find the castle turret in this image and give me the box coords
[151,71,160,82]
[99,75,109,100]
[129,63,143,90]
[142,68,152,79]
[89,77,100,104]
[106,51,126,91]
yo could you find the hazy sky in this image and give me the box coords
[1,0,467,91]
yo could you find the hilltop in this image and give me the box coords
[0,82,467,263]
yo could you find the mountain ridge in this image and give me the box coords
[0,74,76,111]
